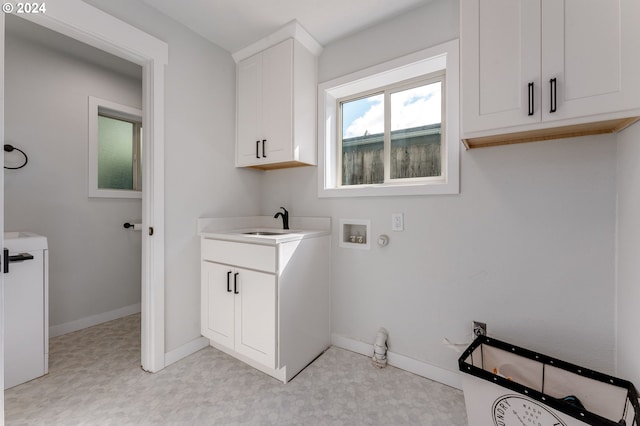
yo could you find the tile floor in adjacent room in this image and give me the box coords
[5,314,468,425]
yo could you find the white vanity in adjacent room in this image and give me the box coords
[4,231,49,389]
[197,216,331,383]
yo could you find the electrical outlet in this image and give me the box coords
[391,213,404,231]
[472,321,487,337]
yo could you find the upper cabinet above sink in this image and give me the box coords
[460,0,640,148]
[233,21,322,170]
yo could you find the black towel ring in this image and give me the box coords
[4,144,28,170]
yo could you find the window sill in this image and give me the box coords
[89,189,142,199]
[318,178,458,198]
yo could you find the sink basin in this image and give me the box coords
[243,231,289,236]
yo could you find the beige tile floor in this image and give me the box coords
[5,314,468,425]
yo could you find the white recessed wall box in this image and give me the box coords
[339,219,371,250]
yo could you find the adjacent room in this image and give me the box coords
[2,0,640,424]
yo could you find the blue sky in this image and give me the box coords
[342,82,441,139]
[342,94,383,136]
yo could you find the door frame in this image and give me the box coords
[0,0,168,392]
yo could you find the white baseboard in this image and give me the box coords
[164,336,209,367]
[331,333,462,390]
[49,303,141,338]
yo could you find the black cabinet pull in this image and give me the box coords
[262,139,267,158]
[234,272,239,294]
[528,82,534,116]
[2,248,8,274]
[549,78,557,113]
[256,140,260,159]
[226,271,232,292]
[0,250,29,274]
[9,253,34,262]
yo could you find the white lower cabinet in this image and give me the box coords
[202,262,276,369]
[200,236,330,383]
[4,245,49,389]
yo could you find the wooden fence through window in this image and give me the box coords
[342,124,441,185]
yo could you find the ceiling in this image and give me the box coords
[140,0,432,53]
[5,0,432,80]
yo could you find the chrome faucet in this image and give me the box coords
[274,207,289,230]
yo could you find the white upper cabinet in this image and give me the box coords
[236,53,263,165]
[462,0,541,132]
[237,40,294,167]
[541,0,638,121]
[235,27,320,169]
[461,0,640,147]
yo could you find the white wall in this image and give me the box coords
[616,121,640,386]
[78,0,623,379]
[84,0,263,352]
[5,27,143,329]
[262,0,619,376]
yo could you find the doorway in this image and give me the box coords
[4,11,143,347]
[1,2,167,417]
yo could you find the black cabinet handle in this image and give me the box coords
[528,82,534,116]
[234,272,239,294]
[9,253,34,262]
[549,78,557,113]
[3,251,35,274]
[226,271,232,292]
[262,139,267,158]
[256,140,260,159]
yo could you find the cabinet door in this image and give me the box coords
[236,53,263,167]
[201,261,235,349]
[461,0,541,133]
[4,251,45,389]
[261,39,293,163]
[541,0,640,121]
[234,268,276,368]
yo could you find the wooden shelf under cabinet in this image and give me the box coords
[247,160,312,171]
[462,116,640,149]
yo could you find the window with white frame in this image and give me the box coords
[339,73,444,186]
[318,39,459,197]
[88,96,143,198]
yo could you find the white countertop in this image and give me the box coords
[197,216,331,246]
[4,231,48,251]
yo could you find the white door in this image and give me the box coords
[261,39,293,163]
[461,0,541,133]
[541,0,640,122]
[202,262,235,349]
[234,268,276,368]
[236,53,263,167]
[0,11,5,416]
